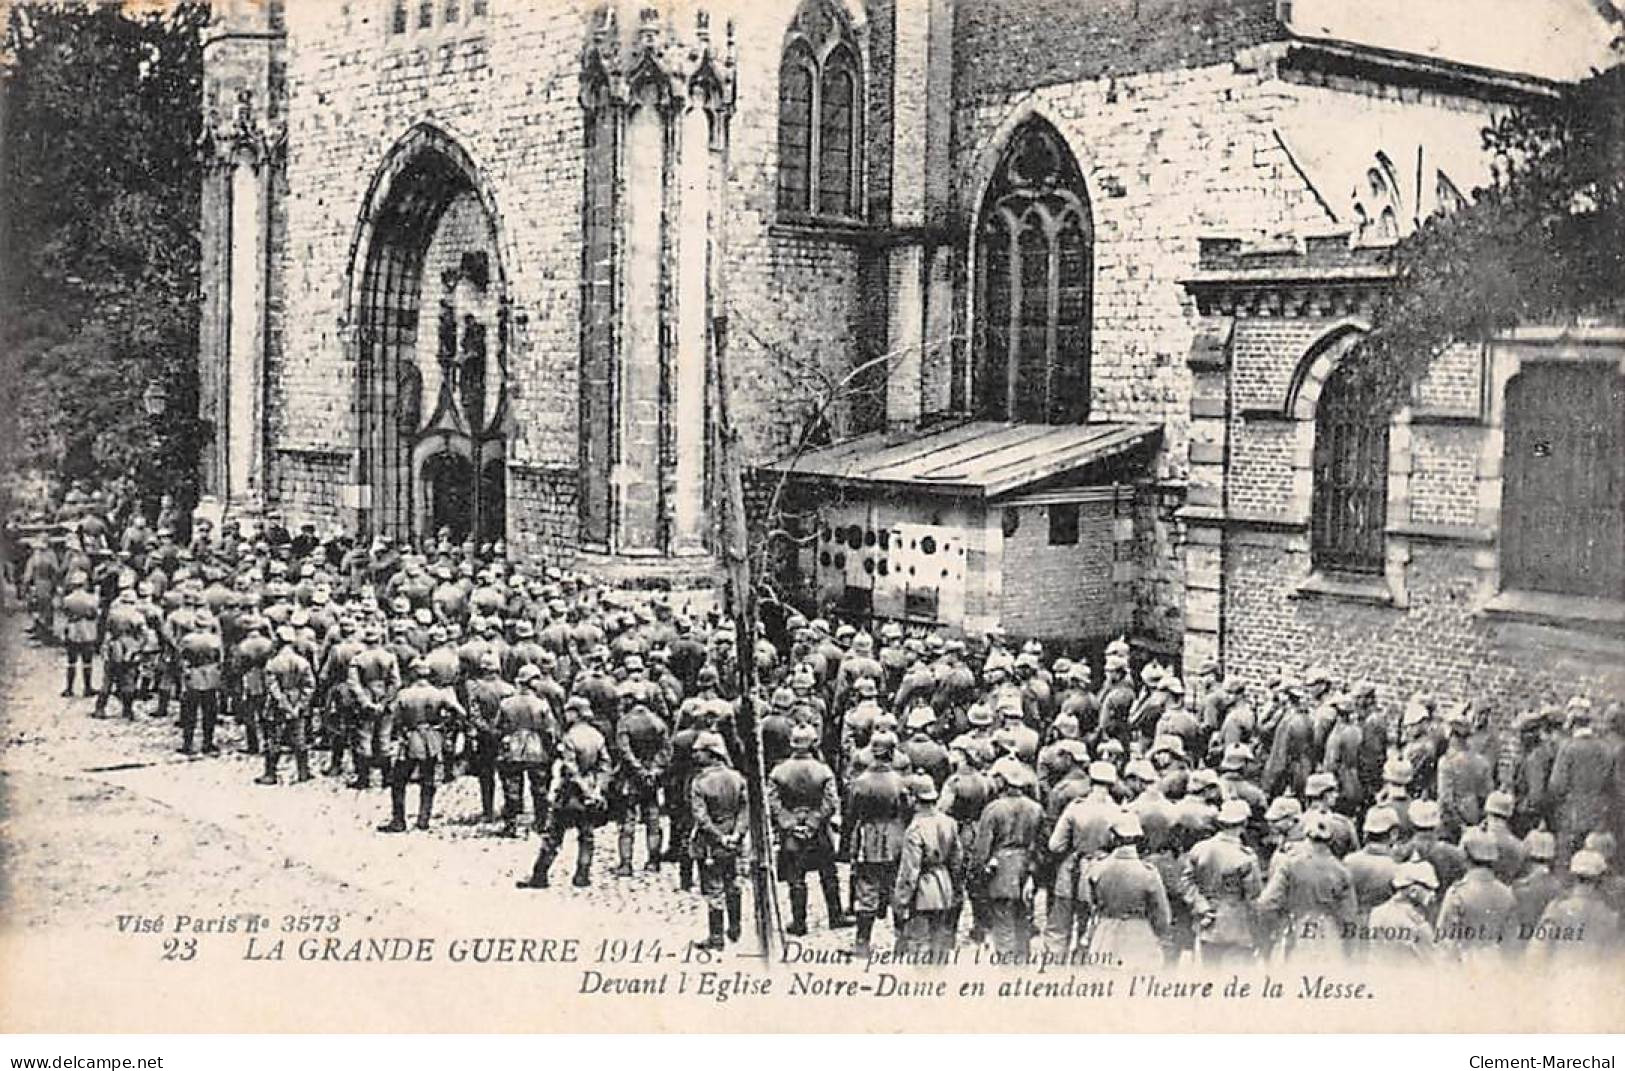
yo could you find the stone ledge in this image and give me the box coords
[1290,570,1395,606]
[1386,520,1494,544]
[1481,589,1625,638]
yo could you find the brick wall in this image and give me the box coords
[272,448,348,532]
[1225,538,1625,722]
[998,499,1123,642]
[506,463,578,566]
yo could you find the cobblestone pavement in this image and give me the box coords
[0,612,875,962]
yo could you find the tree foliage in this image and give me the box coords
[1357,63,1625,408]
[1,1,209,514]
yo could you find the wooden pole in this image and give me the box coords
[709,313,777,961]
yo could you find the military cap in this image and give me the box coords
[1583,831,1617,857]
[515,664,542,685]
[137,580,155,597]
[1105,636,1131,658]
[904,705,938,730]
[997,699,1025,721]
[1304,771,1337,797]
[1401,702,1430,728]
[879,621,903,641]
[1382,757,1414,785]
[1219,745,1252,772]
[563,695,593,716]
[476,649,500,674]
[853,675,879,696]
[693,731,729,760]
[1393,860,1439,890]
[1067,662,1093,683]
[1217,799,1251,826]
[989,756,1036,789]
[1264,797,1303,823]
[789,723,819,751]
[1111,811,1144,839]
[1301,813,1335,841]
[1123,758,1158,783]
[1098,738,1126,760]
[276,624,298,644]
[1149,734,1187,760]
[1104,653,1129,673]
[1187,768,1221,792]
[965,702,994,727]
[410,658,432,679]
[851,632,875,653]
[1195,657,1221,679]
[870,729,899,754]
[696,664,721,685]
[906,773,939,801]
[1484,791,1515,819]
[389,595,410,615]
[1569,850,1607,879]
[1159,675,1186,697]
[1087,760,1119,785]
[1459,827,1499,864]
[1140,662,1165,685]
[924,633,945,652]
[1050,712,1081,738]
[1362,806,1399,835]
[1408,800,1442,829]
[1523,830,1556,862]
[1513,710,1546,733]
[834,623,857,642]
[1566,696,1594,721]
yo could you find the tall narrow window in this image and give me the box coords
[974,119,1093,423]
[1311,360,1389,574]
[777,0,864,221]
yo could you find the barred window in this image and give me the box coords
[777,0,863,220]
[390,0,407,33]
[1311,360,1389,573]
[974,118,1093,423]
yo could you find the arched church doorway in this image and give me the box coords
[351,126,510,545]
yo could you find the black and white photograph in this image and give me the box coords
[0,0,1622,1037]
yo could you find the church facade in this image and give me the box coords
[197,0,1622,705]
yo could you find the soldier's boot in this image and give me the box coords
[643,821,663,873]
[725,888,743,943]
[294,749,313,783]
[614,829,636,877]
[821,869,854,928]
[853,913,875,958]
[255,750,280,785]
[517,846,553,889]
[61,664,75,698]
[416,783,436,831]
[377,782,408,833]
[786,886,810,937]
[572,830,594,887]
[155,692,170,721]
[83,664,96,697]
[178,728,195,755]
[245,719,261,756]
[350,756,372,791]
[201,710,218,755]
[478,779,497,823]
[325,741,345,777]
[692,909,725,951]
[678,853,694,892]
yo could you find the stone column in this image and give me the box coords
[225,142,269,512]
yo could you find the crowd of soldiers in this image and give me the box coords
[14,502,1625,965]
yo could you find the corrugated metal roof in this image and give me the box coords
[763,421,1160,499]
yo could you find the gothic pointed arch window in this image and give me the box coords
[974,118,1093,423]
[1311,358,1389,574]
[777,0,863,220]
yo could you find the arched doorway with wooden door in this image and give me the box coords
[345,124,511,545]
[1501,361,1625,600]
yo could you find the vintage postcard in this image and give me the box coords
[2,0,1622,1035]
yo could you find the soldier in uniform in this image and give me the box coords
[95,588,147,719]
[1548,698,1613,863]
[941,737,996,942]
[1365,861,1440,965]
[1438,711,1493,839]
[378,661,464,832]
[893,773,962,957]
[1510,830,1562,942]
[177,610,225,755]
[1081,811,1172,969]
[346,623,402,789]
[1435,828,1516,963]
[465,649,516,824]
[1303,772,1359,858]
[234,617,276,755]
[688,731,749,949]
[1343,806,1402,923]
[847,729,910,956]
[522,696,612,888]
[318,616,366,777]
[1509,710,1556,838]
[1256,813,1358,962]
[613,701,671,876]
[1526,849,1619,960]
[261,625,317,785]
[768,724,851,936]
[495,665,558,838]
[1479,791,1527,884]
[1180,798,1262,964]
[61,571,100,697]
[972,757,1044,955]
[1046,760,1122,958]
[1405,801,1467,906]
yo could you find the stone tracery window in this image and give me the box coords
[777,0,863,220]
[973,118,1093,424]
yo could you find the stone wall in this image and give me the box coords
[997,497,1124,643]
[272,448,348,533]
